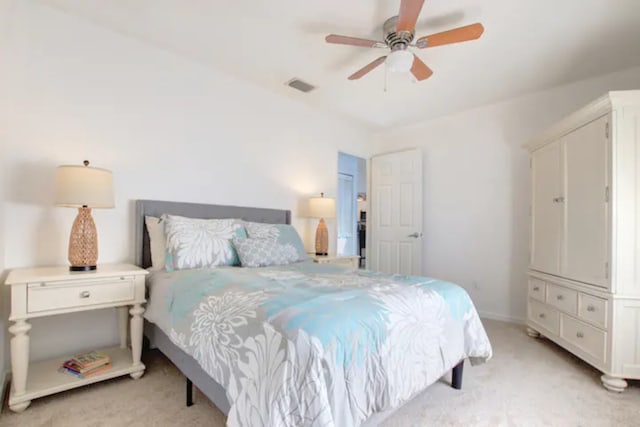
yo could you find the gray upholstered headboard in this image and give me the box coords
[135,199,291,269]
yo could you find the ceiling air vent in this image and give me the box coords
[285,78,316,93]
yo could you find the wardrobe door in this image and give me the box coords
[562,116,609,287]
[531,141,563,275]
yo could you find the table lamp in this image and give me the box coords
[55,160,114,271]
[308,193,336,256]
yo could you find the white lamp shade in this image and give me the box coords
[308,195,336,219]
[55,164,114,208]
[386,50,414,73]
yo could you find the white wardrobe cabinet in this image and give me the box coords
[531,115,609,286]
[526,91,640,392]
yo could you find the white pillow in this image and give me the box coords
[145,216,166,271]
[164,215,247,271]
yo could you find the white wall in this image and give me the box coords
[356,157,366,196]
[2,2,372,364]
[0,0,18,384]
[374,66,640,323]
[0,74,6,382]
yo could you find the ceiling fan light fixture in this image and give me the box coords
[386,50,414,73]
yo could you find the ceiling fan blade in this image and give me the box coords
[397,0,426,32]
[416,23,484,48]
[326,34,385,48]
[411,55,433,81]
[348,56,387,80]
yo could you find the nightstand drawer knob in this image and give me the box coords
[576,331,584,338]
[79,291,91,299]
[556,294,564,301]
[587,305,596,312]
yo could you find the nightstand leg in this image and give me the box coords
[9,319,32,412]
[118,306,129,348]
[129,303,145,379]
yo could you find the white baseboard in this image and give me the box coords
[0,370,9,414]
[479,311,525,325]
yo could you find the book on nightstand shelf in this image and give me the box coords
[59,350,112,379]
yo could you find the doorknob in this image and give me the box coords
[407,232,423,238]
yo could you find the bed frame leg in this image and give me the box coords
[186,377,194,407]
[452,360,464,390]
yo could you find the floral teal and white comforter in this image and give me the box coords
[145,261,492,427]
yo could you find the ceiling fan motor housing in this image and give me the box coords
[383,15,414,51]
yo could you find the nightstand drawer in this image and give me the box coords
[326,258,357,267]
[27,277,135,313]
[311,255,360,268]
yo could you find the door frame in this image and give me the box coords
[337,172,356,256]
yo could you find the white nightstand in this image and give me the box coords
[4,263,148,412]
[310,254,360,269]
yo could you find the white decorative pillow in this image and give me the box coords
[244,222,308,262]
[164,215,247,271]
[233,237,299,268]
[145,216,166,271]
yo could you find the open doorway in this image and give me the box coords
[337,152,367,268]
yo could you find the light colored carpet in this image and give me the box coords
[1,320,638,426]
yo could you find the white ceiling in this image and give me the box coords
[40,0,640,129]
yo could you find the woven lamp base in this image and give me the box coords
[68,207,99,271]
[315,218,329,256]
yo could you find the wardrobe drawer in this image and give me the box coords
[578,293,608,329]
[28,277,135,313]
[561,314,607,364]
[547,284,578,314]
[528,299,560,335]
[528,278,546,302]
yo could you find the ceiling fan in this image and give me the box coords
[325,0,484,82]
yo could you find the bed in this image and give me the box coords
[135,199,492,427]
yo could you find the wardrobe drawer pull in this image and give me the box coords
[576,331,584,339]
[556,295,564,301]
[80,291,91,299]
[539,313,546,319]
[533,286,540,291]
[586,305,596,312]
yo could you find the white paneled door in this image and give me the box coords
[562,116,609,287]
[530,141,563,275]
[370,149,423,275]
